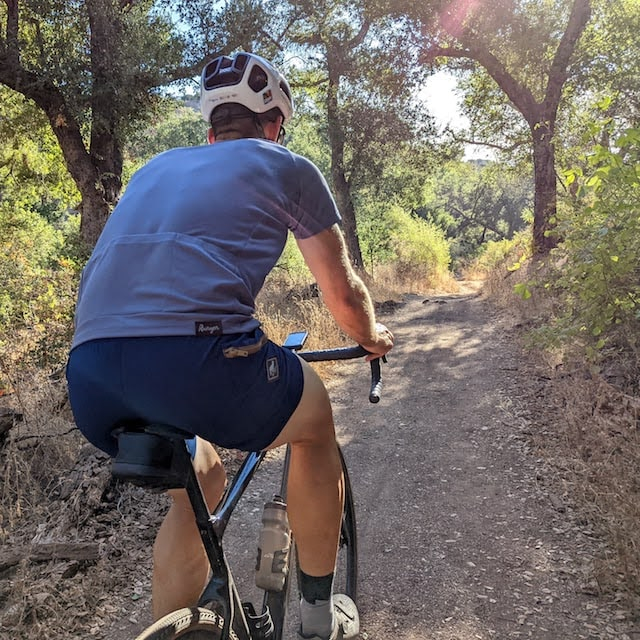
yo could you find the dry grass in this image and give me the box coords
[372,261,458,296]
[0,371,78,539]
[472,256,556,327]
[539,375,640,602]
[481,256,640,605]
[256,262,422,351]
[0,366,166,638]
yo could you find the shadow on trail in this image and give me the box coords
[323,290,629,640]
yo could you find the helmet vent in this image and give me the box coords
[248,65,269,93]
[279,80,291,101]
[203,53,250,90]
[234,53,249,72]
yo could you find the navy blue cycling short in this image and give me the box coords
[65,329,304,457]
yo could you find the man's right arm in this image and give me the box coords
[296,224,394,359]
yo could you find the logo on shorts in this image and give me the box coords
[266,357,280,382]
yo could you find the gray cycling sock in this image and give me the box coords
[299,596,335,639]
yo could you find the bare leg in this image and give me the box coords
[152,437,227,620]
[267,360,343,580]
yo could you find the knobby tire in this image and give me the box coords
[134,606,238,640]
[338,446,358,602]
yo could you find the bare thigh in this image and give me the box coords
[267,358,336,449]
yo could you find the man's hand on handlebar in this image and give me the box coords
[360,322,394,362]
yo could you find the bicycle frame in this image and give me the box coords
[195,448,272,640]
[113,423,275,639]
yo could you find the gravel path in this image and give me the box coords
[330,285,638,639]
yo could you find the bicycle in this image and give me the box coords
[110,331,384,640]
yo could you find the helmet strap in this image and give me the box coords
[277,126,286,145]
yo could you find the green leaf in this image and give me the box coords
[514,283,531,300]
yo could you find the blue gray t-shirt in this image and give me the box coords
[71,139,341,349]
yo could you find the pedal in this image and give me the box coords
[242,602,274,640]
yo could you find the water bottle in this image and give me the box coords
[255,495,291,591]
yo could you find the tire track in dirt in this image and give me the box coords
[325,286,638,640]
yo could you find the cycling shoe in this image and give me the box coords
[298,594,360,640]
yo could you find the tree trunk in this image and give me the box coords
[326,53,364,269]
[24,77,111,249]
[0,0,125,250]
[78,186,112,248]
[87,0,124,208]
[531,121,559,254]
[332,165,364,269]
[39,89,111,249]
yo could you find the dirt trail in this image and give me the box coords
[4,283,640,639]
[333,284,638,639]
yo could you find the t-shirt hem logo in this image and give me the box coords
[195,321,223,336]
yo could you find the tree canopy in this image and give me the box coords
[2,0,636,264]
[414,0,592,254]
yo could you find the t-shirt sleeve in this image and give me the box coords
[288,155,342,239]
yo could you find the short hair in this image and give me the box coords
[209,103,283,139]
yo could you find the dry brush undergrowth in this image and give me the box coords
[483,258,640,609]
[0,264,413,640]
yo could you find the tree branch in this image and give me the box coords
[421,38,540,125]
[447,129,528,153]
[420,44,472,62]
[544,0,591,115]
[460,43,540,124]
[347,18,370,49]
[3,0,19,67]
[448,204,506,240]
[258,27,285,52]
[274,6,305,44]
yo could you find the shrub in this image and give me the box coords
[0,205,79,391]
[541,126,640,365]
[386,205,452,290]
[469,230,532,275]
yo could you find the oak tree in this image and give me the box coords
[416,0,592,254]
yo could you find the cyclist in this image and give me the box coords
[65,52,393,640]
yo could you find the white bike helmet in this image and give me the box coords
[200,52,294,126]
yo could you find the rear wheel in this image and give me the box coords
[134,607,237,640]
[336,446,358,602]
[267,445,358,639]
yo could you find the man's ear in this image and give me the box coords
[207,128,215,144]
[263,116,284,142]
